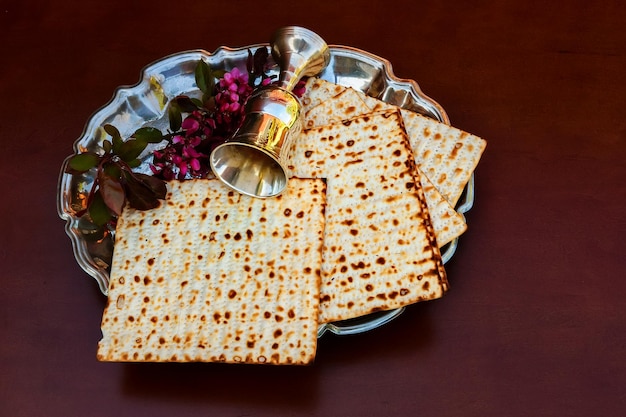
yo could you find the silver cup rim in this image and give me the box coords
[209,140,289,198]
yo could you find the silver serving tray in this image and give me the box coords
[57,44,475,338]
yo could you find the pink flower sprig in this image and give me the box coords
[150,49,307,181]
[150,61,256,181]
[66,48,309,231]
[212,67,253,134]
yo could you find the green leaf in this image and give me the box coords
[89,190,113,226]
[212,69,226,79]
[104,124,123,153]
[168,102,182,131]
[104,124,121,138]
[195,60,214,95]
[67,152,100,172]
[191,97,204,108]
[117,137,148,162]
[99,171,126,216]
[103,139,112,153]
[127,158,142,168]
[103,162,122,180]
[133,127,164,144]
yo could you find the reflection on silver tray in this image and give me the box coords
[57,44,474,338]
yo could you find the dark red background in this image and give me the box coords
[1,1,624,416]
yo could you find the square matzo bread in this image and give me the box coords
[290,111,448,323]
[97,178,326,365]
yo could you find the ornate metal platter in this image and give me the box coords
[57,44,475,337]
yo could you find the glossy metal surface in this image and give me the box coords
[212,27,329,198]
[210,87,301,198]
[57,44,474,336]
[270,26,330,91]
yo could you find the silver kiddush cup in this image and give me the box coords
[209,27,330,198]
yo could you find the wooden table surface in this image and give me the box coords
[1,1,624,416]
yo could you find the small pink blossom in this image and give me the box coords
[149,54,306,181]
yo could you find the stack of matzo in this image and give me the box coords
[98,178,326,364]
[97,78,486,364]
[300,77,486,208]
[294,82,469,248]
[289,111,448,323]
[292,78,486,323]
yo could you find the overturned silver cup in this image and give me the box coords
[209,87,301,198]
[210,26,330,198]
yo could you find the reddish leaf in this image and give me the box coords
[99,171,126,215]
[173,96,201,113]
[134,172,167,200]
[122,172,164,210]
